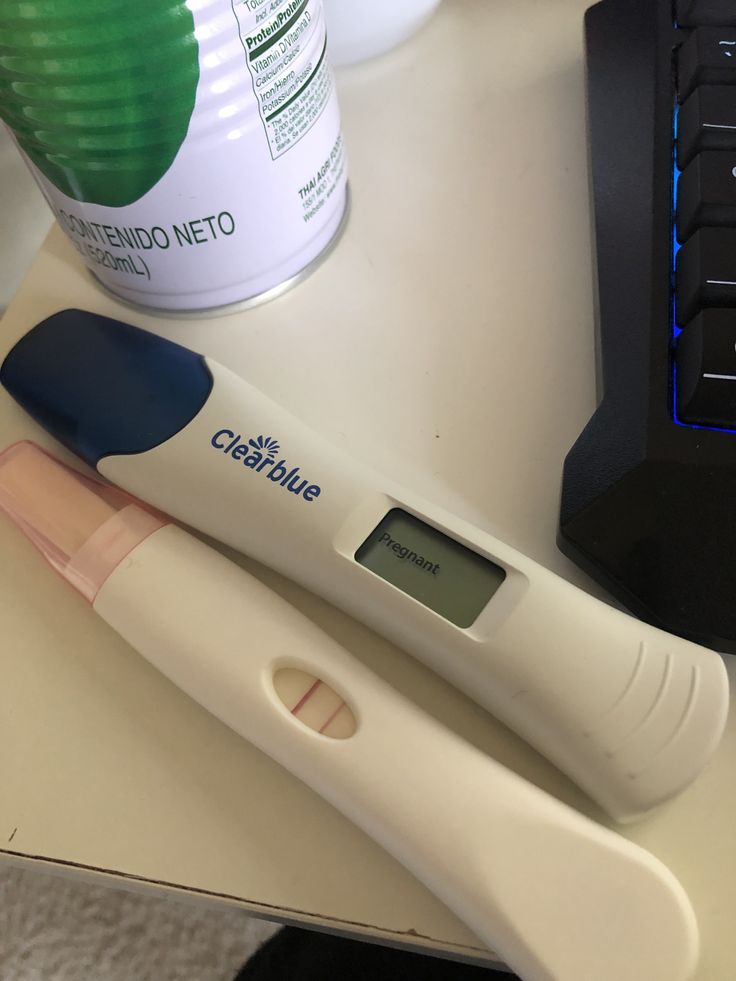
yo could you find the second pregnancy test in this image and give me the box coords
[0,309,728,821]
[0,441,699,981]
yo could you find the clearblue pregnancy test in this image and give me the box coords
[0,441,700,981]
[0,309,729,821]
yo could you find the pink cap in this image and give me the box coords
[0,441,167,602]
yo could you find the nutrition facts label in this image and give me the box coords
[234,0,333,159]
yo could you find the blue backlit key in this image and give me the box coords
[676,309,736,425]
[676,227,736,325]
[678,28,736,101]
[677,150,736,241]
[678,86,736,168]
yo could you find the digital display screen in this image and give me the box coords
[354,509,506,628]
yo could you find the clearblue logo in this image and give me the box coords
[210,429,321,503]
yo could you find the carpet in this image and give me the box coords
[0,862,279,981]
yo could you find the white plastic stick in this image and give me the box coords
[94,524,700,981]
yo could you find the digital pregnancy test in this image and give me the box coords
[0,441,700,981]
[0,309,729,821]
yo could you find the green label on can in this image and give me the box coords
[0,0,200,207]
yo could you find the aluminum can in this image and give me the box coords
[0,0,348,312]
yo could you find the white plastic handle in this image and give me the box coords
[443,553,731,822]
[94,525,700,981]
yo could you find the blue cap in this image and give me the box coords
[0,309,212,467]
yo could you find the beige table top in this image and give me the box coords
[1,1,735,976]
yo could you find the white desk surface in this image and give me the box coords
[1,1,735,976]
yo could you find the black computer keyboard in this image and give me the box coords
[559,0,736,653]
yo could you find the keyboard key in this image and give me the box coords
[677,1,736,27]
[678,86,736,168]
[677,150,736,241]
[676,227,736,325]
[678,28,736,101]
[676,310,736,425]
